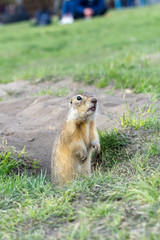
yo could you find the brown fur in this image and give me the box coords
[51,93,100,185]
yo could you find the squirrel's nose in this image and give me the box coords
[91,98,97,104]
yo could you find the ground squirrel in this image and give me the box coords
[51,93,100,185]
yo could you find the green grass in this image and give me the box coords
[1,160,160,239]
[0,5,160,93]
[117,104,160,131]
[94,129,130,167]
[34,87,69,97]
[0,145,38,175]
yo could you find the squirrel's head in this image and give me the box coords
[68,93,97,121]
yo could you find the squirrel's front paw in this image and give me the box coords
[92,142,100,153]
[76,151,87,164]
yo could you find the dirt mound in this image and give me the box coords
[0,80,156,173]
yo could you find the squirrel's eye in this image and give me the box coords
[77,96,82,101]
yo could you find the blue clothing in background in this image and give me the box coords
[35,10,51,25]
[62,0,107,18]
[62,0,75,15]
[76,0,106,15]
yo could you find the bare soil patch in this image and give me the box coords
[0,79,159,173]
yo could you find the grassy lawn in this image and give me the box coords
[0,5,160,93]
[0,4,160,240]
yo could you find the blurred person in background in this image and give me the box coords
[34,7,52,26]
[34,1,52,26]
[61,0,107,24]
